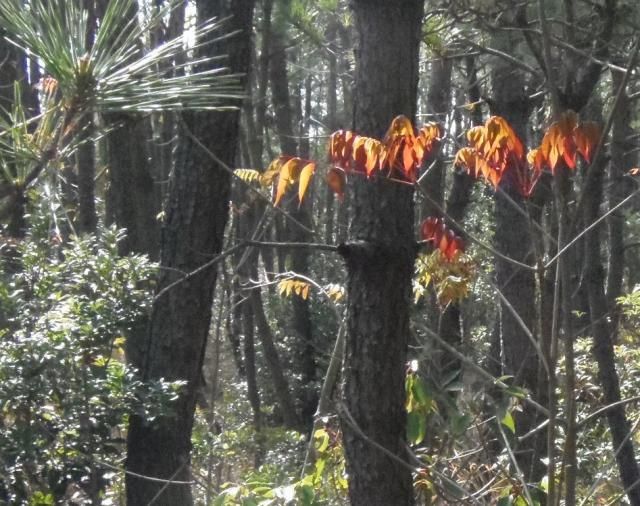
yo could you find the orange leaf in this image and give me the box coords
[527,148,543,171]
[574,122,600,163]
[454,147,477,172]
[274,158,303,206]
[384,115,416,144]
[298,162,315,205]
[364,138,384,176]
[402,143,415,176]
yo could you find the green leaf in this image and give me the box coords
[313,456,326,482]
[497,497,514,506]
[407,411,426,445]
[313,428,330,453]
[411,376,432,407]
[501,411,516,434]
[296,484,315,506]
[505,385,528,399]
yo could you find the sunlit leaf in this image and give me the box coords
[278,279,311,300]
[234,168,261,184]
[298,162,316,205]
[501,411,516,434]
[270,156,315,206]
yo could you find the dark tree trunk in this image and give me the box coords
[488,35,542,479]
[268,13,317,430]
[421,54,462,379]
[606,69,634,310]
[324,19,339,244]
[251,288,300,428]
[106,115,159,259]
[336,22,353,244]
[100,0,160,376]
[583,154,640,505]
[420,56,451,219]
[125,2,255,505]
[339,2,423,505]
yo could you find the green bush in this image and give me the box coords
[0,228,182,504]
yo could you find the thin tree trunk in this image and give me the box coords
[489,32,541,479]
[606,69,633,310]
[340,2,423,505]
[242,298,264,467]
[250,288,300,429]
[583,152,640,505]
[268,12,317,430]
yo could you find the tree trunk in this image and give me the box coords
[105,115,159,259]
[340,2,423,505]
[251,288,300,428]
[606,68,634,310]
[125,2,255,504]
[488,33,542,480]
[268,11,317,430]
[583,152,640,505]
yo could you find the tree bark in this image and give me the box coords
[340,2,423,505]
[583,153,640,505]
[268,10,317,430]
[488,32,542,480]
[251,288,300,429]
[606,68,634,310]
[106,114,159,259]
[125,2,255,504]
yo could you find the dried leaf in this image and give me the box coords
[234,168,261,184]
[328,116,440,182]
[278,279,311,300]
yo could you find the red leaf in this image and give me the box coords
[326,167,346,201]
[420,217,464,260]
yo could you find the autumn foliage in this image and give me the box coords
[528,110,600,173]
[455,112,599,198]
[420,217,465,261]
[454,116,540,197]
[262,156,316,206]
[326,115,440,198]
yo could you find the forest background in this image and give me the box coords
[1,0,640,505]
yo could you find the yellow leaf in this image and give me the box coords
[274,158,299,206]
[298,162,315,205]
[278,279,311,300]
